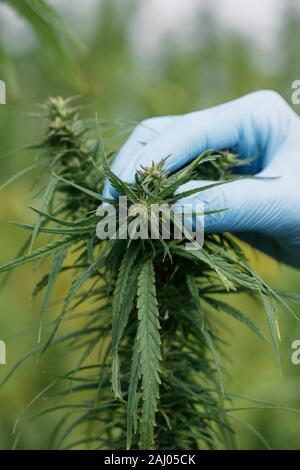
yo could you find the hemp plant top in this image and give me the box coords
[0,97,298,450]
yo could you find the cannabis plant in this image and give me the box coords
[0,97,296,450]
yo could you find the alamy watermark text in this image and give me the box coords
[0,341,6,365]
[0,80,6,104]
[96,196,205,250]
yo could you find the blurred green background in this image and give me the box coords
[1,0,300,450]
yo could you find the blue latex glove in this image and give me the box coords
[103,91,300,268]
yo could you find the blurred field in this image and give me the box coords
[1,0,300,449]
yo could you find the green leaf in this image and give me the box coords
[96,117,138,202]
[136,258,161,449]
[112,244,141,400]
[0,237,73,274]
[168,178,237,204]
[0,162,42,191]
[274,289,300,304]
[204,297,270,346]
[42,254,105,353]
[203,329,224,395]
[29,177,58,252]
[227,413,272,450]
[186,275,205,332]
[127,335,141,450]
[53,172,114,203]
[32,273,49,300]
[28,206,98,228]
[159,150,214,197]
[261,294,281,368]
[187,249,235,291]
[38,248,67,344]
[3,0,86,89]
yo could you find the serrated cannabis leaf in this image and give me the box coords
[136,258,161,449]
[38,248,67,344]
[29,177,58,252]
[112,244,141,400]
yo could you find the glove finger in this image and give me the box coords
[103,116,178,198]
[174,176,283,235]
[117,91,295,186]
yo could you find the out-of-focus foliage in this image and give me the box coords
[1,0,300,450]
[0,0,86,91]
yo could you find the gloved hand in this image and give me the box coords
[103,90,300,268]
